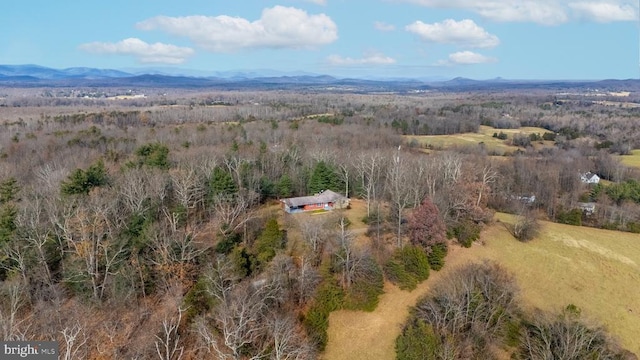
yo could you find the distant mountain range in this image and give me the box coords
[0,64,131,80]
[1,64,638,92]
[0,64,332,81]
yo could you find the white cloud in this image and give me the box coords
[374,21,396,31]
[402,0,623,25]
[447,50,497,64]
[327,52,396,65]
[398,0,568,24]
[398,0,639,25]
[473,1,569,25]
[406,19,499,48]
[79,38,194,64]
[569,2,636,22]
[137,6,338,52]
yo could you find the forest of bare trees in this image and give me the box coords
[0,87,639,358]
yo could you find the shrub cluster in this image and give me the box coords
[396,263,630,359]
[448,220,481,247]
[343,257,384,311]
[304,279,345,350]
[384,245,430,291]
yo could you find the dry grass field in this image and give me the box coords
[405,125,554,155]
[322,245,479,360]
[618,149,640,169]
[323,213,640,359]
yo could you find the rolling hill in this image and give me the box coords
[2,64,640,93]
[324,214,640,359]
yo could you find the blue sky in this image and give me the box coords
[1,0,638,79]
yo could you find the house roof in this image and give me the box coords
[582,172,599,180]
[282,190,347,208]
[577,202,596,212]
[577,202,596,207]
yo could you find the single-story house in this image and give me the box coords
[510,194,536,204]
[580,172,600,184]
[577,202,596,215]
[281,190,350,214]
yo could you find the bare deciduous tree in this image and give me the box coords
[57,191,126,301]
[409,161,428,209]
[512,207,541,242]
[414,262,519,357]
[297,215,329,261]
[197,280,280,359]
[155,306,185,360]
[0,241,29,286]
[268,313,315,360]
[438,151,463,187]
[147,218,209,289]
[205,255,241,305]
[118,168,153,215]
[16,191,54,289]
[386,148,413,247]
[147,169,172,207]
[60,322,88,360]
[519,311,628,360]
[355,151,385,217]
[210,190,258,239]
[333,217,362,289]
[0,279,28,341]
[169,165,206,228]
[476,163,498,208]
[293,256,320,306]
[337,159,352,198]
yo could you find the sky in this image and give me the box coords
[1,0,639,80]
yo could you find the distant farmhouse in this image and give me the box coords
[281,190,350,214]
[580,172,600,184]
[509,194,536,205]
[577,202,596,215]
[515,194,536,204]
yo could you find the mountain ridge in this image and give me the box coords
[1,64,638,92]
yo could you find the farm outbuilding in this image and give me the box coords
[281,190,350,214]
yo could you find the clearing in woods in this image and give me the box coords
[404,125,554,155]
[619,149,640,169]
[322,213,640,359]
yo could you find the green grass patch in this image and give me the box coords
[475,213,640,356]
[405,125,554,155]
[618,149,640,169]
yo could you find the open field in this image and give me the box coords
[405,125,554,155]
[323,245,479,360]
[323,214,640,359]
[619,149,640,169]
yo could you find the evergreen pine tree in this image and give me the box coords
[277,174,293,198]
[308,161,342,194]
[254,218,285,265]
[61,160,108,195]
[209,167,238,199]
[0,177,19,204]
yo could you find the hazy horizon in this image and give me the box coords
[2,0,638,80]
